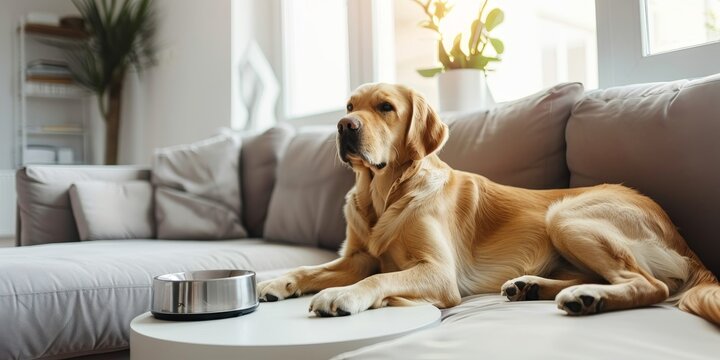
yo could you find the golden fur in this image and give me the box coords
[258,83,720,323]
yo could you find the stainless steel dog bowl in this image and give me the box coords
[151,269,258,321]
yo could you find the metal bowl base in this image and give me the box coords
[152,303,259,321]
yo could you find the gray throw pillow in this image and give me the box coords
[240,125,295,237]
[263,129,354,250]
[440,82,584,189]
[69,180,155,240]
[153,134,247,239]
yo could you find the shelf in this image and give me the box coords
[26,123,85,136]
[21,24,88,49]
[25,92,88,99]
[24,161,87,166]
[24,82,90,99]
[16,19,91,169]
[23,23,88,39]
[26,75,74,84]
[27,130,85,136]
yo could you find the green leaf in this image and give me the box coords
[65,0,156,103]
[467,53,489,70]
[419,20,438,32]
[416,67,444,77]
[434,0,451,20]
[485,8,504,32]
[468,19,483,54]
[438,40,453,69]
[489,38,504,54]
[449,33,466,68]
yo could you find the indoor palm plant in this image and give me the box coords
[413,0,504,111]
[66,0,156,165]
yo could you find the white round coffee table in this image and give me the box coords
[130,296,440,360]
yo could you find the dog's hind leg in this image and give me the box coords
[501,272,596,301]
[545,195,673,316]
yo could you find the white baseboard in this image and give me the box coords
[0,237,15,248]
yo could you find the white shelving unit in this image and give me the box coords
[15,19,92,167]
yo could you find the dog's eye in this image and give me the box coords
[378,102,394,112]
[346,103,353,112]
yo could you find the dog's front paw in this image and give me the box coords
[501,275,541,301]
[257,276,301,302]
[556,285,605,315]
[309,286,375,317]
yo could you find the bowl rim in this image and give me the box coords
[153,269,256,283]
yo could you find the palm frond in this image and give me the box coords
[65,0,157,116]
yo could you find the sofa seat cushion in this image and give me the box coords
[0,239,337,360]
[337,295,720,359]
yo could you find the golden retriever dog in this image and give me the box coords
[258,83,720,324]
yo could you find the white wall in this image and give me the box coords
[249,0,284,122]
[0,0,78,170]
[1,0,259,166]
[131,0,235,164]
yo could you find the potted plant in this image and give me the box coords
[65,0,156,165]
[413,0,504,112]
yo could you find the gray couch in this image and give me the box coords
[4,76,720,360]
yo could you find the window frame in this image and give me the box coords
[277,0,394,125]
[596,0,720,88]
[279,0,351,120]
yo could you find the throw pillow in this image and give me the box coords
[440,82,584,189]
[240,125,295,237]
[69,180,154,240]
[263,129,354,250]
[153,134,247,239]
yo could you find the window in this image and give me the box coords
[282,0,350,119]
[279,0,598,121]
[643,0,720,55]
[596,0,720,87]
[390,0,597,104]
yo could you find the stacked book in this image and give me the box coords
[26,59,74,84]
[26,123,84,134]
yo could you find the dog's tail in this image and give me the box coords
[678,265,720,325]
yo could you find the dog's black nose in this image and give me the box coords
[338,117,361,134]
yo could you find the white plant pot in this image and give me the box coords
[437,69,495,113]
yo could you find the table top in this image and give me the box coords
[131,296,441,347]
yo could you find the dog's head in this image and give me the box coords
[337,83,448,170]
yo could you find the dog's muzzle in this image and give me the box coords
[338,117,362,159]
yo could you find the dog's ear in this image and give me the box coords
[406,90,449,161]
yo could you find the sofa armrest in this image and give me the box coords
[16,165,151,246]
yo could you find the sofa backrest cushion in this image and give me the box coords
[262,84,584,251]
[16,166,151,246]
[440,82,584,189]
[153,134,247,239]
[263,128,354,250]
[566,73,720,276]
[240,124,295,237]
